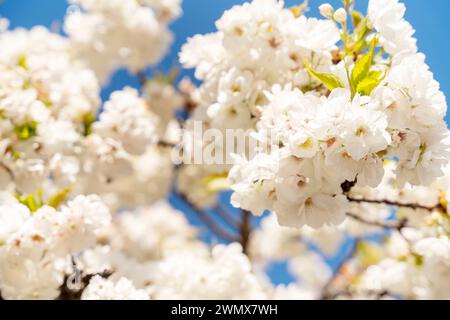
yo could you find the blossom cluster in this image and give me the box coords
[0,0,181,299]
[65,0,181,81]
[0,25,179,211]
[181,0,449,228]
[0,194,110,299]
[0,0,449,301]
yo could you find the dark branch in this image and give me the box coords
[137,70,148,87]
[176,193,240,243]
[341,179,357,193]
[58,270,113,300]
[347,195,445,213]
[321,238,361,300]
[239,210,252,255]
[325,289,398,300]
[157,140,176,148]
[214,205,241,230]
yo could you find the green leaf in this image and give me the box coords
[354,18,371,42]
[290,0,308,17]
[48,186,72,209]
[202,172,230,193]
[351,10,364,29]
[82,112,96,137]
[16,194,41,213]
[413,254,424,266]
[304,61,345,91]
[356,70,384,96]
[17,54,28,70]
[351,38,376,87]
[356,241,383,267]
[14,122,37,140]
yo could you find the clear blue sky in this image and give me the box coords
[1,0,449,285]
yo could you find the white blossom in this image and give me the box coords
[150,243,267,299]
[65,0,181,81]
[82,276,149,300]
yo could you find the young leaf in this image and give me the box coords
[354,18,370,41]
[351,10,364,29]
[14,122,37,140]
[304,61,345,91]
[203,172,230,193]
[16,194,41,213]
[17,54,28,70]
[351,38,376,89]
[48,186,73,209]
[356,70,384,96]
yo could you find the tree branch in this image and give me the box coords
[157,140,176,148]
[58,270,112,300]
[321,238,361,300]
[325,289,398,300]
[347,195,445,213]
[176,193,240,243]
[137,70,148,87]
[239,210,252,255]
[214,205,241,230]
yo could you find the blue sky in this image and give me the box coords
[1,0,449,285]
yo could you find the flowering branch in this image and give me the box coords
[346,195,445,212]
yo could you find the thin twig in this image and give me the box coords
[196,209,239,243]
[214,205,241,230]
[347,195,444,212]
[321,238,361,300]
[326,289,397,300]
[240,210,252,254]
[58,270,113,300]
[157,140,176,148]
[176,193,240,243]
[137,70,148,87]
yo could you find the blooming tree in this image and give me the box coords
[0,0,449,300]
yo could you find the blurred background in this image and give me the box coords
[1,0,450,285]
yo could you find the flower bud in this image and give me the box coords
[333,8,347,23]
[319,3,334,18]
